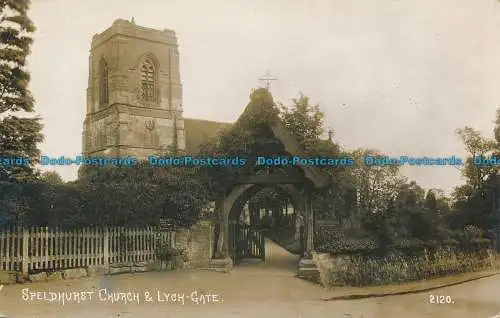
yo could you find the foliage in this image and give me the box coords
[321,249,498,287]
[456,127,497,191]
[454,225,493,252]
[155,246,180,261]
[315,227,379,255]
[197,88,462,259]
[200,90,344,216]
[0,0,36,113]
[350,149,407,214]
[279,93,327,153]
[494,108,500,144]
[2,74,495,274]
[0,0,42,182]
[40,171,63,185]
[316,179,456,257]
[0,181,27,227]
[238,88,280,128]
[0,158,210,229]
[0,114,43,182]
[198,88,282,195]
[278,93,343,217]
[450,118,500,237]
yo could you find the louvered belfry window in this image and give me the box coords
[141,59,156,102]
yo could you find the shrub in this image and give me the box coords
[155,246,180,261]
[315,226,379,255]
[321,249,498,287]
[0,163,209,229]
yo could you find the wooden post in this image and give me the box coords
[7,228,13,271]
[44,227,49,270]
[249,203,255,227]
[252,203,259,227]
[214,196,224,257]
[309,198,315,251]
[304,194,314,255]
[84,227,89,267]
[103,228,109,270]
[54,227,60,269]
[221,194,230,258]
[21,228,29,276]
[207,221,213,261]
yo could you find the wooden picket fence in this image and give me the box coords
[0,226,174,274]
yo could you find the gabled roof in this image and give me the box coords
[182,88,331,189]
[183,118,232,153]
[229,88,330,189]
[269,121,329,188]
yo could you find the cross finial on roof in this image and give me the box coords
[258,70,277,91]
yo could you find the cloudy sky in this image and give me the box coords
[28,0,500,193]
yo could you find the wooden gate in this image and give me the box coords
[229,223,265,261]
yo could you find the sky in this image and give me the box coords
[26,0,500,194]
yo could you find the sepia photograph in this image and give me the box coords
[1,0,500,317]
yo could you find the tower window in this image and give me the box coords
[141,59,156,102]
[99,59,109,107]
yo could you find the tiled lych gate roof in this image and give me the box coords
[184,88,329,189]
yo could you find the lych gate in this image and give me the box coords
[211,89,330,263]
[225,183,305,262]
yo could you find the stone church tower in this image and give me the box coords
[82,19,185,158]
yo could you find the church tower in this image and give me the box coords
[82,19,185,158]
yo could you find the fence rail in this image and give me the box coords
[0,226,174,274]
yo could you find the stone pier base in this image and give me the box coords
[207,258,233,273]
[297,257,321,285]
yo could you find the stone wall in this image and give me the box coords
[312,251,350,287]
[174,220,213,268]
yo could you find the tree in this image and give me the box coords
[456,127,496,192]
[40,171,63,185]
[494,107,500,145]
[279,93,325,153]
[430,189,452,215]
[0,0,43,182]
[350,149,407,215]
[404,185,446,242]
[277,92,344,221]
[450,122,500,236]
[0,0,36,113]
[424,190,438,214]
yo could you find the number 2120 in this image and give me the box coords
[429,295,453,304]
